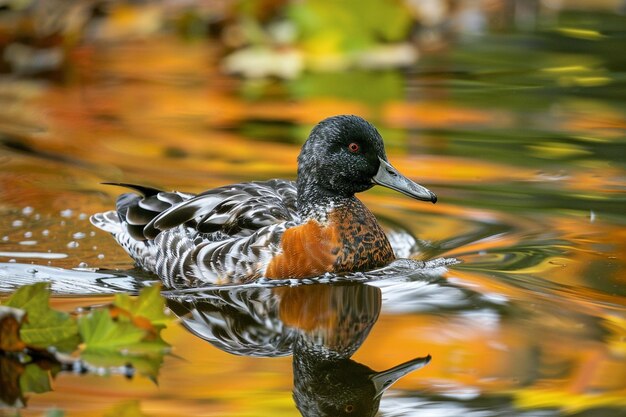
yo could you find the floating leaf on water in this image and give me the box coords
[3,283,79,352]
[78,309,147,352]
[113,284,172,328]
[78,306,169,379]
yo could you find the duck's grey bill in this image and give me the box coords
[371,354,431,398]
[373,158,437,203]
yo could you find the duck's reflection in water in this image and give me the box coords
[166,282,430,417]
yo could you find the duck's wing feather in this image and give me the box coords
[156,221,294,286]
[125,179,299,240]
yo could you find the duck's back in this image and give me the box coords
[91,180,300,286]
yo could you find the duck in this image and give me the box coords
[90,115,437,287]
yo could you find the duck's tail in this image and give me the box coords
[90,184,167,273]
[90,210,123,234]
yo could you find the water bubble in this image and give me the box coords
[34,214,41,220]
[92,246,98,250]
[8,259,16,263]
[78,262,88,268]
[79,213,88,220]
[60,209,73,218]
[19,240,38,246]
[67,241,79,249]
[24,231,33,238]
[42,229,50,236]
[12,220,24,227]
[22,207,34,215]
[2,236,8,242]
[97,253,105,259]
[72,232,86,239]
[90,231,96,237]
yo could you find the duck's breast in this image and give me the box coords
[264,200,394,278]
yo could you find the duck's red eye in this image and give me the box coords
[348,143,360,153]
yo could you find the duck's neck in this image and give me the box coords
[296,179,353,221]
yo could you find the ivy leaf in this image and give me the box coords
[3,283,79,353]
[78,309,146,352]
[113,285,171,328]
[3,282,51,314]
[78,309,169,379]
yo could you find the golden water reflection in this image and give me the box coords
[0,7,625,417]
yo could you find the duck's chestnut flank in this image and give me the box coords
[91,115,437,286]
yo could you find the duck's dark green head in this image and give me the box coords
[296,115,436,209]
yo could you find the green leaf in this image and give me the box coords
[78,309,146,352]
[20,316,79,353]
[3,282,50,311]
[3,283,79,352]
[78,308,169,379]
[78,291,170,379]
[113,285,171,327]
[287,0,412,53]
[19,363,51,394]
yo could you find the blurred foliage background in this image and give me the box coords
[1,0,624,79]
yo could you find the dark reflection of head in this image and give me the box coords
[166,282,430,417]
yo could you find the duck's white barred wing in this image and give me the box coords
[147,179,299,238]
[91,179,301,285]
[155,221,296,287]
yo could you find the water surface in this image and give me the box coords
[0,6,625,417]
